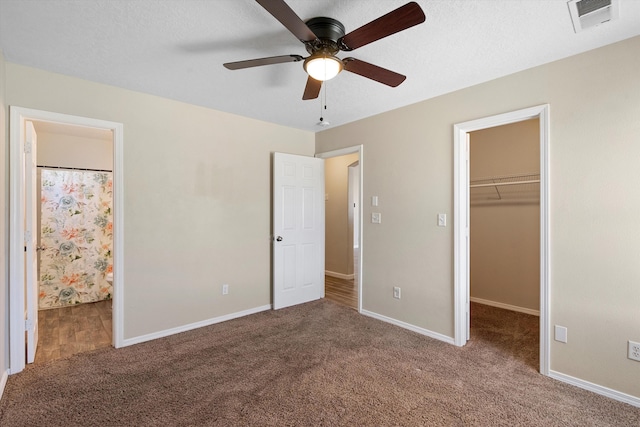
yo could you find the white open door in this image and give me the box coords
[25,121,39,363]
[273,152,324,310]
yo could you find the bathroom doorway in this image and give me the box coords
[34,120,114,363]
[9,107,124,373]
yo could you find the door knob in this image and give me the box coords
[276,236,283,241]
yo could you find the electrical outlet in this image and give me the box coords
[629,340,640,362]
[437,213,447,227]
[393,286,401,299]
[222,284,229,295]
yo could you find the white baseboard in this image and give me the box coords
[122,304,272,347]
[470,297,540,316]
[361,309,455,345]
[549,370,640,408]
[0,369,8,402]
[325,270,354,280]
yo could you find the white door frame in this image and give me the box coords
[453,104,550,375]
[9,106,125,373]
[348,161,360,250]
[315,145,363,313]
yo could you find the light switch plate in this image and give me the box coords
[372,196,378,206]
[555,325,568,343]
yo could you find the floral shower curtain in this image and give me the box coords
[39,169,113,309]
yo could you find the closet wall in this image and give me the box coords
[469,118,540,312]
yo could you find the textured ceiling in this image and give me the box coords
[1,0,639,132]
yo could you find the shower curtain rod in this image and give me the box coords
[38,165,112,173]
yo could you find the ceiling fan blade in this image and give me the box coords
[338,2,425,51]
[223,54,304,70]
[256,0,318,43]
[343,58,406,87]
[302,76,322,100]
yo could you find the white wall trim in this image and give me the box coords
[470,297,540,316]
[315,145,364,314]
[325,270,354,280]
[122,304,272,347]
[361,310,455,345]
[0,370,8,401]
[453,104,550,377]
[549,370,640,408]
[8,107,124,374]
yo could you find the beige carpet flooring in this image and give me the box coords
[1,300,638,426]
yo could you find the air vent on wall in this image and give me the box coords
[568,0,619,33]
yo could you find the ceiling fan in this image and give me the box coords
[223,0,426,100]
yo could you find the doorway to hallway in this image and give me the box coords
[316,146,363,312]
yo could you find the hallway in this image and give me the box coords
[325,275,357,309]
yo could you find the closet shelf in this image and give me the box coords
[470,172,539,201]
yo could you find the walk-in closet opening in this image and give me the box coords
[468,118,541,368]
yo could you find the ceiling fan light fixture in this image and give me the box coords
[304,54,343,81]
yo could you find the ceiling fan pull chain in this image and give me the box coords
[317,83,330,127]
[324,81,328,111]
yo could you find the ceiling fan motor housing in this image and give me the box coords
[304,17,345,55]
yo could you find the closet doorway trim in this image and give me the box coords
[453,104,550,375]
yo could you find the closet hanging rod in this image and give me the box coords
[470,179,539,189]
[38,165,112,173]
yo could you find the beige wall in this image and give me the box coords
[469,119,540,311]
[316,36,640,398]
[0,50,8,387]
[325,153,358,276]
[5,63,315,339]
[36,129,113,171]
[3,35,639,401]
